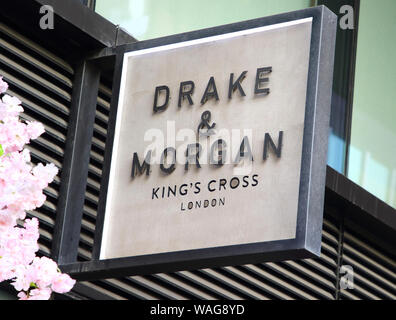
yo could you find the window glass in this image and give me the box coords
[95,0,312,40]
[347,0,396,208]
[316,0,359,175]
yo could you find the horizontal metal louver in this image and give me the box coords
[76,202,340,299]
[340,220,396,300]
[0,22,74,257]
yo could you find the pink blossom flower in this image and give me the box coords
[0,211,15,230]
[24,287,52,300]
[1,94,23,117]
[30,257,58,288]
[0,77,8,94]
[32,163,58,187]
[0,76,75,300]
[26,121,45,140]
[51,273,76,294]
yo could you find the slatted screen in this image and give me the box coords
[340,220,396,300]
[73,214,340,300]
[0,22,74,257]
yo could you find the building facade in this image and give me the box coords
[0,0,394,300]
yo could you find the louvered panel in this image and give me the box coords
[28,140,63,165]
[91,279,157,300]
[0,38,72,88]
[83,203,98,220]
[169,271,237,299]
[85,190,99,206]
[25,144,62,168]
[249,263,319,299]
[86,272,246,300]
[261,263,328,300]
[161,269,252,300]
[142,216,337,300]
[87,176,101,191]
[226,265,294,300]
[126,276,189,300]
[93,124,107,146]
[98,83,113,101]
[0,23,73,259]
[171,271,244,300]
[1,72,70,118]
[7,88,68,131]
[91,136,106,151]
[78,281,126,300]
[146,274,217,300]
[95,109,109,126]
[20,113,66,145]
[198,269,270,300]
[214,266,292,300]
[220,216,339,300]
[90,148,105,164]
[340,223,396,300]
[0,23,74,76]
[0,53,71,102]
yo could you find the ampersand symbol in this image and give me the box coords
[197,111,216,137]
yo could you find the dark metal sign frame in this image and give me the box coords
[59,6,337,281]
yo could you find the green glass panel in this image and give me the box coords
[348,0,396,208]
[96,0,312,40]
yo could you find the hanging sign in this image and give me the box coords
[63,7,337,279]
